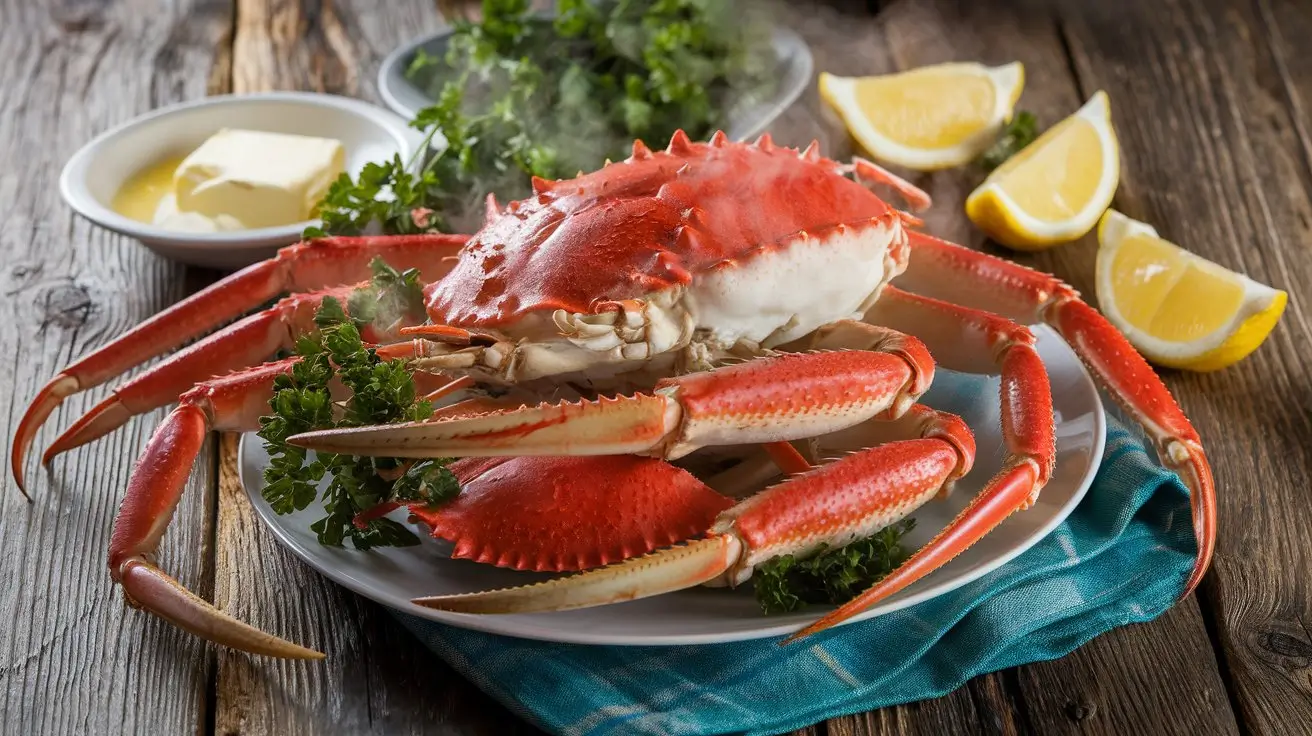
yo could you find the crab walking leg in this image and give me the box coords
[896,231,1216,596]
[12,233,467,494]
[784,288,1057,640]
[107,358,321,658]
[108,338,445,659]
[43,285,370,465]
[413,406,974,617]
[288,345,937,461]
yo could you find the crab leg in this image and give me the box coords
[42,285,367,465]
[896,232,1215,596]
[107,358,323,658]
[108,339,443,659]
[413,406,974,621]
[289,344,937,461]
[12,233,467,494]
[779,288,1056,639]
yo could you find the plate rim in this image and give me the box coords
[239,324,1106,646]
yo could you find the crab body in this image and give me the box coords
[12,131,1215,659]
[419,132,909,387]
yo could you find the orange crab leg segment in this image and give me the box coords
[289,347,936,461]
[41,285,365,466]
[107,358,321,659]
[790,287,1059,640]
[11,233,467,495]
[108,338,443,659]
[896,232,1215,597]
[415,407,975,617]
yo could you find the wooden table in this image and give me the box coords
[3,0,1310,733]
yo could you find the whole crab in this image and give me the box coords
[12,131,1214,659]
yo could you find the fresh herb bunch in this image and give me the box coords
[754,519,917,615]
[257,261,460,550]
[977,110,1039,171]
[309,0,775,237]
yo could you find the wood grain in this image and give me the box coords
[0,0,233,734]
[1057,1,1312,733]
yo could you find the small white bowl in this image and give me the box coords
[60,92,421,270]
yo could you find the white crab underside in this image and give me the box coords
[416,219,905,388]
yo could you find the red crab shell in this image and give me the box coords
[407,455,735,572]
[425,131,899,327]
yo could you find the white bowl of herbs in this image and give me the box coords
[324,0,811,237]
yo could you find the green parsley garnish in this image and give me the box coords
[754,519,917,615]
[257,264,459,550]
[977,110,1039,171]
[308,0,775,238]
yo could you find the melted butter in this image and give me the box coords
[111,155,187,223]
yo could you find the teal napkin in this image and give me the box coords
[392,371,1196,736]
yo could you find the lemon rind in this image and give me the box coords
[819,62,1024,172]
[1095,209,1286,368]
[967,91,1119,247]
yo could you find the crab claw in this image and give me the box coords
[108,359,320,659]
[290,349,933,461]
[415,422,972,618]
[414,537,743,613]
[409,455,734,572]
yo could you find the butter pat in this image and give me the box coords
[173,129,345,228]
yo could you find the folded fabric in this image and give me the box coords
[394,374,1195,736]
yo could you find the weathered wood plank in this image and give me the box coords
[798,0,1240,731]
[1057,1,1312,734]
[0,0,233,734]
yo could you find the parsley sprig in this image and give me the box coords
[307,0,775,238]
[754,519,917,615]
[257,265,459,550]
[977,110,1040,171]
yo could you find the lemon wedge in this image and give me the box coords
[1096,209,1286,371]
[818,62,1024,171]
[966,91,1119,250]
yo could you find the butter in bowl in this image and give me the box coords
[113,129,346,234]
[61,93,420,269]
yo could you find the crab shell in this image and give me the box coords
[422,131,913,383]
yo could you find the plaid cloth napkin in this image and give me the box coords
[392,370,1196,736]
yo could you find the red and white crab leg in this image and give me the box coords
[288,342,937,462]
[412,406,974,624]
[11,233,467,494]
[106,358,322,658]
[779,288,1056,639]
[106,339,441,659]
[895,232,1215,596]
[42,285,366,465]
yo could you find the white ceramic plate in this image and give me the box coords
[239,325,1105,645]
[60,92,421,270]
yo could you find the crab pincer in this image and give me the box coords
[413,406,976,643]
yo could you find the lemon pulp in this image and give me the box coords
[854,67,997,149]
[991,117,1104,223]
[1109,234,1246,342]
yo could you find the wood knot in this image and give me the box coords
[51,2,107,33]
[6,262,44,294]
[1064,699,1098,722]
[1258,631,1312,667]
[41,281,94,330]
